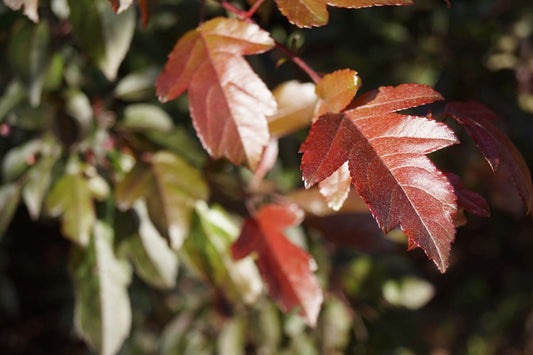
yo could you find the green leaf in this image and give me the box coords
[45,172,95,246]
[183,202,262,305]
[68,0,135,81]
[0,183,21,238]
[71,221,132,355]
[2,138,42,182]
[122,104,173,132]
[116,151,208,250]
[114,68,158,101]
[7,20,51,106]
[0,81,26,123]
[121,200,179,289]
[22,155,57,220]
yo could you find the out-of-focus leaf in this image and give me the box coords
[107,0,133,13]
[319,297,353,353]
[267,81,317,137]
[288,186,369,217]
[121,200,178,288]
[138,0,157,28]
[114,68,158,101]
[0,183,21,238]
[45,172,96,246]
[2,138,42,181]
[22,153,58,219]
[250,139,278,190]
[217,317,245,355]
[183,202,262,305]
[156,17,276,170]
[306,213,393,253]
[0,81,26,122]
[71,221,132,355]
[8,20,50,106]
[160,311,213,355]
[64,89,93,137]
[68,0,135,81]
[116,151,208,249]
[232,203,323,326]
[122,104,173,132]
[144,128,206,166]
[382,277,435,310]
[445,101,533,216]
[4,0,39,22]
[445,172,490,218]
[318,161,351,211]
[51,0,70,19]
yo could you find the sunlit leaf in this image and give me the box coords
[71,221,132,355]
[301,82,457,272]
[122,104,173,132]
[156,17,276,170]
[22,154,57,219]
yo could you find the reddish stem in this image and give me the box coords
[245,0,266,18]
[199,0,206,24]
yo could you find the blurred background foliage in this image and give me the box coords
[0,0,532,354]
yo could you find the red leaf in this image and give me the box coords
[107,0,133,13]
[156,18,276,170]
[444,101,533,215]
[138,0,157,28]
[274,0,414,28]
[300,83,459,272]
[231,204,323,326]
[444,172,490,218]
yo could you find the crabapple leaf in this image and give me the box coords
[231,204,323,326]
[444,172,490,218]
[444,101,533,215]
[156,17,276,170]
[300,83,459,272]
[274,0,414,28]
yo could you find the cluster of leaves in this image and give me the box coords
[0,0,532,353]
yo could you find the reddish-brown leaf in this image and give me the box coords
[444,101,533,215]
[138,0,157,28]
[444,172,490,218]
[300,83,459,272]
[231,204,323,326]
[274,0,414,27]
[107,0,134,13]
[156,17,276,170]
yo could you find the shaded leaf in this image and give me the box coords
[232,203,323,326]
[68,0,135,81]
[114,67,158,101]
[267,80,318,137]
[0,183,21,238]
[444,101,533,215]
[71,221,132,355]
[4,0,39,22]
[274,0,414,28]
[184,202,262,305]
[2,138,42,181]
[123,200,179,288]
[0,81,26,123]
[115,151,208,249]
[156,17,276,170]
[445,172,490,218]
[300,83,458,272]
[46,172,96,246]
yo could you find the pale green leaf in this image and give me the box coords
[122,104,173,132]
[22,155,57,219]
[382,277,435,310]
[122,200,178,289]
[2,138,42,181]
[183,202,262,305]
[64,89,93,137]
[0,183,21,238]
[115,161,153,210]
[45,173,95,246]
[0,81,26,122]
[95,0,135,81]
[217,318,245,355]
[72,221,132,355]
[114,68,158,101]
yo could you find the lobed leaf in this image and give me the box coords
[444,101,533,215]
[301,82,458,272]
[156,17,276,170]
[274,0,414,28]
[232,203,323,326]
[444,172,490,218]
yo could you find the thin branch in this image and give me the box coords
[275,40,321,84]
[245,0,266,18]
[199,0,206,25]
